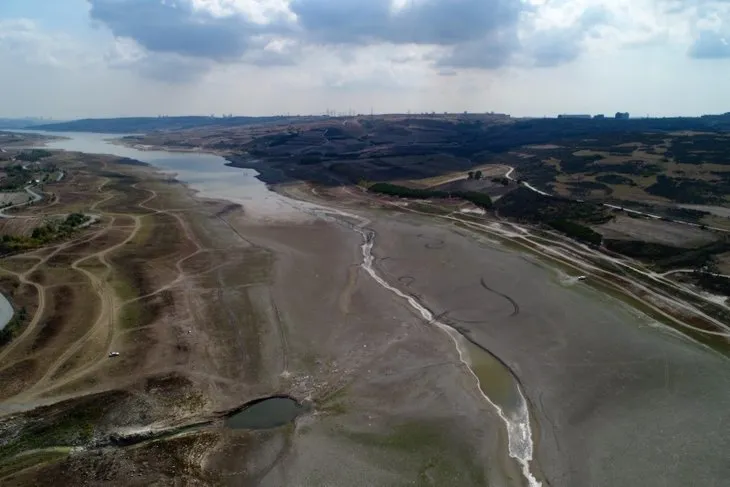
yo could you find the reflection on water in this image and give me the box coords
[17,130,304,220]
[0,292,13,331]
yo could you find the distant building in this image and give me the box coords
[593,114,605,119]
[558,114,592,119]
[615,112,630,120]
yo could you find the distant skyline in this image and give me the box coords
[1,0,730,119]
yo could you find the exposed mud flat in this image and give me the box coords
[6,131,730,486]
[368,212,730,486]
[0,132,506,485]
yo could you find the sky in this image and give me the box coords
[0,0,729,119]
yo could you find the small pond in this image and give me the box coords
[225,396,307,430]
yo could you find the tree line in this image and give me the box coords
[368,183,492,209]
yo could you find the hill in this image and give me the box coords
[30,116,307,133]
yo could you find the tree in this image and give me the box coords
[474,170,483,180]
[467,171,475,180]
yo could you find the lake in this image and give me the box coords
[17,130,304,220]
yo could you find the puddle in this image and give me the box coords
[225,396,307,430]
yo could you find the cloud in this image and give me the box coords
[89,0,270,61]
[0,19,97,69]
[105,37,213,82]
[290,0,525,46]
[89,0,299,80]
[436,30,519,69]
[86,0,626,82]
[689,29,730,58]
[521,5,612,68]
[435,3,612,69]
[291,0,534,70]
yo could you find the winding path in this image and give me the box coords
[0,186,43,219]
[504,166,730,233]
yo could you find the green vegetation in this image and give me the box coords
[607,200,710,223]
[0,306,28,346]
[665,135,730,165]
[369,183,448,199]
[344,422,486,486]
[548,219,603,245]
[15,149,52,162]
[604,238,730,271]
[369,182,493,209]
[0,392,128,462]
[458,191,493,209]
[691,272,730,296]
[493,188,609,245]
[495,187,611,224]
[0,449,69,478]
[646,175,724,204]
[596,174,636,186]
[566,180,613,196]
[0,166,31,191]
[0,213,91,255]
[604,240,681,260]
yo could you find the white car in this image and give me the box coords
[577,275,588,281]
[108,352,120,358]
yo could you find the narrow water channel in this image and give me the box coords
[310,207,542,487]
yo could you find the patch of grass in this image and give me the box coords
[319,401,348,416]
[317,386,349,416]
[496,187,612,225]
[0,213,91,256]
[606,238,730,271]
[343,422,487,486]
[0,449,69,478]
[0,391,129,462]
[118,301,142,330]
[130,215,153,245]
[15,150,52,163]
[369,183,493,209]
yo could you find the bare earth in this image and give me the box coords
[1,143,730,487]
[0,151,504,486]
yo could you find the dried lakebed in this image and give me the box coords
[13,130,730,487]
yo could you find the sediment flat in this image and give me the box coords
[367,211,730,486]
[3,132,729,486]
[0,143,506,486]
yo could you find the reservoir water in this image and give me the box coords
[0,292,13,332]
[18,131,302,220]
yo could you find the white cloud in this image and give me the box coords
[0,19,99,69]
[189,0,296,23]
[3,0,730,118]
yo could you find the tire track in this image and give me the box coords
[480,277,520,317]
